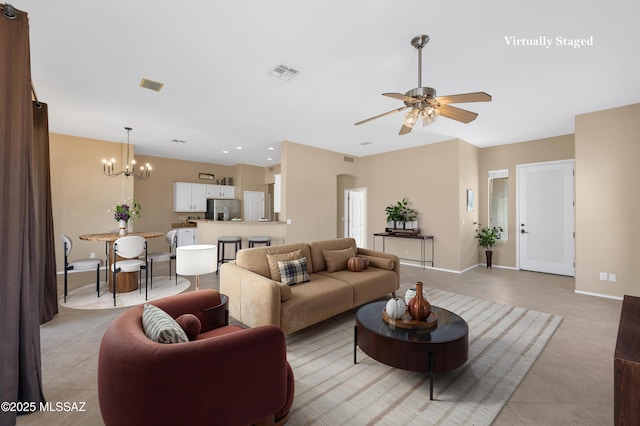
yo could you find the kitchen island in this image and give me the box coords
[195,220,286,248]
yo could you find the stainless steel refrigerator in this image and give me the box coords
[205,199,241,221]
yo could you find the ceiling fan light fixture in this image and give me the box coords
[422,107,438,126]
[403,108,420,127]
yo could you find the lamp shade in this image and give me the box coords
[176,245,217,276]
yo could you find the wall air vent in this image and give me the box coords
[344,156,355,163]
[139,78,164,92]
[271,64,299,81]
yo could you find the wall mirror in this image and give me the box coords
[488,169,509,242]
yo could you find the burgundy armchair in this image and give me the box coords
[98,289,294,425]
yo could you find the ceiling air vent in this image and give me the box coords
[139,78,164,92]
[344,156,355,163]
[271,64,299,81]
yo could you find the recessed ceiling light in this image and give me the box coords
[222,150,229,154]
[268,146,275,150]
[139,78,164,92]
[235,146,243,150]
[267,157,273,161]
[270,64,299,81]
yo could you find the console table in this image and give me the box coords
[373,232,434,269]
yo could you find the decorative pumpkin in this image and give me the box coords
[347,256,364,272]
[359,257,369,270]
[385,297,407,320]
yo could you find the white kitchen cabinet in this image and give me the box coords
[205,184,235,199]
[174,182,207,212]
[176,228,197,247]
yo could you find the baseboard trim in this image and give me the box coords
[574,289,624,301]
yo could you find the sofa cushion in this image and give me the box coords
[175,313,202,340]
[278,258,311,286]
[309,238,357,272]
[236,243,313,277]
[357,254,395,271]
[280,274,354,334]
[322,247,356,273]
[267,250,303,281]
[317,268,398,306]
[142,304,189,344]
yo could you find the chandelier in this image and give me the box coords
[102,127,151,180]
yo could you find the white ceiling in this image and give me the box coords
[16,0,640,167]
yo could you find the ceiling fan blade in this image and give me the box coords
[383,92,418,104]
[436,92,492,104]
[438,104,479,123]
[399,123,413,135]
[354,106,409,126]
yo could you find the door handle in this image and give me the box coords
[521,229,529,234]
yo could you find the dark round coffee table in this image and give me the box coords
[354,301,469,400]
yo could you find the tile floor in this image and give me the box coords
[16,263,621,425]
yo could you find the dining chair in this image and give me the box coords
[112,236,148,306]
[61,234,104,303]
[145,229,178,286]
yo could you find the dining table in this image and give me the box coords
[79,231,163,293]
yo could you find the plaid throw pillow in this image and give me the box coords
[277,258,310,286]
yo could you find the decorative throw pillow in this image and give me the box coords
[175,313,202,341]
[142,304,189,344]
[322,247,356,272]
[266,250,303,281]
[277,258,311,286]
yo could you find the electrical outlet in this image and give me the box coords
[599,272,607,281]
[609,273,617,282]
[286,218,292,224]
[90,252,95,259]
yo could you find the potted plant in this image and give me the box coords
[385,198,417,229]
[475,225,503,268]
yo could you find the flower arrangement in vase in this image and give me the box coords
[110,198,142,235]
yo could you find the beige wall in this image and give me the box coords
[355,140,467,271]
[50,133,133,271]
[280,141,358,243]
[575,103,640,298]
[478,134,575,268]
[51,134,272,269]
[458,140,480,271]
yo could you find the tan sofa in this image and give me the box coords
[220,238,399,334]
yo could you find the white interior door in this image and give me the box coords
[517,160,575,276]
[345,189,366,247]
[243,191,265,221]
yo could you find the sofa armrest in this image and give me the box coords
[357,248,400,288]
[220,262,284,329]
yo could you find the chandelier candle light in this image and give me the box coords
[102,127,152,180]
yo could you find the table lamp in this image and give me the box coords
[176,244,217,291]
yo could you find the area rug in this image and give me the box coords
[59,276,190,310]
[285,288,562,425]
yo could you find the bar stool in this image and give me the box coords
[216,236,241,274]
[248,237,271,248]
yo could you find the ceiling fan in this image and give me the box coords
[355,34,491,135]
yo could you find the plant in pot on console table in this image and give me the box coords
[385,198,417,229]
[475,225,502,268]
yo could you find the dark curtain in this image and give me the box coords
[33,101,58,323]
[0,5,49,426]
